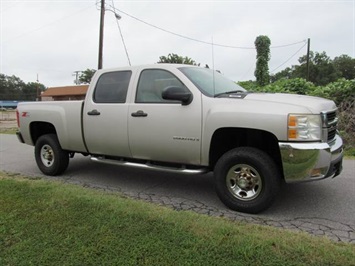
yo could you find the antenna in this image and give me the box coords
[212,36,216,95]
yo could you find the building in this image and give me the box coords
[41,85,89,101]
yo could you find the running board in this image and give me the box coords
[91,156,209,175]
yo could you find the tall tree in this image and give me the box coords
[24,82,46,101]
[158,53,197,65]
[333,55,355,80]
[293,51,339,86]
[254,35,271,86]
[271,52,355,86]
[78,69,96,84]
[0,74,45,101]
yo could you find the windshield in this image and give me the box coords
[179,67,246,97]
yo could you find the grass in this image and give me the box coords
[0,127,17,134]
[0,172,354,266]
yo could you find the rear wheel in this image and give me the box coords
[214,147,281,214]
[35,134,69,176]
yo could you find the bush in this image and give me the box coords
[311,79,355,155]
[237,80,260,91]
[310,79,355,105]
[264,78,316,94]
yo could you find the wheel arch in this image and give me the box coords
[209,127,284,179]
[30,122,57,145]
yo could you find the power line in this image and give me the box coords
[270,42,307,73]
[110,6,306,50]
[111,0,131,66]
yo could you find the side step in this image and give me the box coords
[91,156,209,175]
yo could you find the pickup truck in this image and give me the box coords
[16,64,343,213]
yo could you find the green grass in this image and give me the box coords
[0,172,354,266]
[0,127,17,134]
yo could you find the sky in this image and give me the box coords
[1,0,354,88]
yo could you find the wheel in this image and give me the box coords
[214,147,281,214]
[35,134,69,176]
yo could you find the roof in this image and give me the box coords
[41,85,89,97]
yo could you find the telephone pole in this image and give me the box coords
[98,0,105,69]
[73,71,81,85]
[36,74,41,101]
[306,38,311,81]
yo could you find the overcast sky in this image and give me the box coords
[1,0,354,88]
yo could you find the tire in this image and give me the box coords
[34,134,69,176]
[214,147,281,214]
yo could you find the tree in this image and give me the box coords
[0,74,46,101]
[293,51,339,86]
[270,67,293,83]
[333,55,355,80]
[23,82,46,101]
[158,53,197,65]
[271,51,355,86]
[254,35,271,86]
[79,69,96,84]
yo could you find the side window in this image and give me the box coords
[93,71,132,103]
[136,69,188,103]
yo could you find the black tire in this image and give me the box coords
[214,147,281,214]
[34,134,69,176]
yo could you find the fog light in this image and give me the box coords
[310,168,322,177]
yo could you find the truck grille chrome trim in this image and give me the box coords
[321,110,338,143]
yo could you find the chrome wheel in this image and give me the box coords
[40,144,55,167]
[226,164,262,201]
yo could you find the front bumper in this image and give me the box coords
[279,134,343,183]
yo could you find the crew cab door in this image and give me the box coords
[128,68,202,165]
[83,70,132,157]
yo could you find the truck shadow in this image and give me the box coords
[64,155,347,220]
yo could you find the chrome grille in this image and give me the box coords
[323,111,338,142]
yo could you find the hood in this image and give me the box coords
[243,93,337,113]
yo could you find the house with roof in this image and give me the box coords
[41,85,89,101]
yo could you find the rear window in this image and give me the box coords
[93,71,132,103]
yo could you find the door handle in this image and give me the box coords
[131,110,148,117]
[87,109,101,116]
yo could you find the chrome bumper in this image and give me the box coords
[279,134,343,183]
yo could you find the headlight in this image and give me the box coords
[288,114,321,141]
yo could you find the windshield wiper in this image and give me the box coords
[214,90,246,98]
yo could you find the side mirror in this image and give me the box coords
[162,86,193,105]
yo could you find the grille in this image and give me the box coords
[324,111,338,142]
[326,112,336,123]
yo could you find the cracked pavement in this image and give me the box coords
[1,134,354,243]
[71,180,355,244]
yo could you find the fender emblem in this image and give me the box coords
[22,112,29,117]
[173,136,200,142]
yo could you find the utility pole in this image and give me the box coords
[73,71,81,85]
[98,0,105,69]
[36,74,41,101]
[306,38,311,81]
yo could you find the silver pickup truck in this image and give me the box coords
[16,64,343,213]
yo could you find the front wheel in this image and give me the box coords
[214,147,281,214]
[35,134,69,176]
